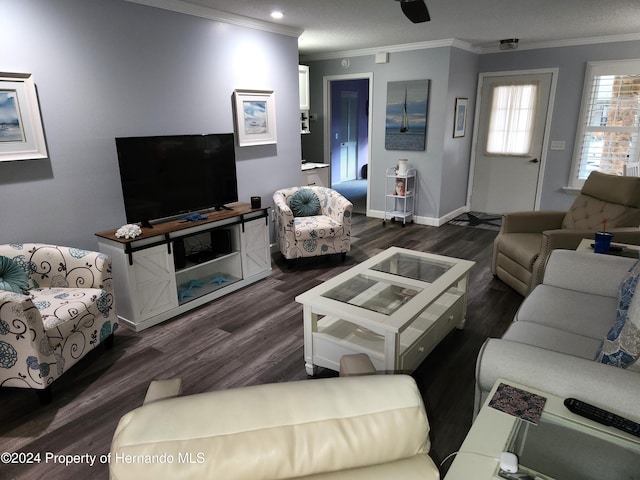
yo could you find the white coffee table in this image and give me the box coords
[295,246,475,375]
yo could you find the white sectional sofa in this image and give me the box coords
[475,249,640,422]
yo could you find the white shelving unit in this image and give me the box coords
[96,203,271,332]
[383,167,416,226]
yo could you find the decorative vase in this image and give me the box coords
[398,159,408,175]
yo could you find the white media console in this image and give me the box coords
[96,202,271,331]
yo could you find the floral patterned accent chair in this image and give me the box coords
[0,243,117,402]
[273,186,353,261]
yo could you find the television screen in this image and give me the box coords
[115,133,238,225]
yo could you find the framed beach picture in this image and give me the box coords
[233,89,277,147]
[385,79,429,151]
[0,72,48,161]
[453,97,468,138]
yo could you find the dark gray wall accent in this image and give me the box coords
[1,0,301,249]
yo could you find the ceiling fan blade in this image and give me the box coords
[399,0,430,23]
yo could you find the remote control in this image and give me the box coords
[564,398,640,438]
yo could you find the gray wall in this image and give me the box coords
[304,47,474,223]
[304,39,640,222]
[1,0,301,249]
[4,0,639,244]
[479,39,640,211]
[441,48,479,216]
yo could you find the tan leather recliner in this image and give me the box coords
[492,171,640,296]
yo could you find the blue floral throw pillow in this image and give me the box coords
[289,188,321,217]
[0,255,29,294]
[595,260,640,369]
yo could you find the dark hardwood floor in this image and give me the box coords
[0,214,523,479]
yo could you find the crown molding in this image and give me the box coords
[124,0,304,38]
[300,38,478,62]
[477,32,640,54]
[302,31,640,61]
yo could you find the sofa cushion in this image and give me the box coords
[31,287,110,330]
[0,256,29,294]
[289,188,321,217]
[294,215,343,240]
[579,171,640,209]
[596,260,640,369]
[503,321,603,360]
[562,171,640,229]
[515,284,617,340]
[562,195,639,229]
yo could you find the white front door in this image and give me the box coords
[470,71,555,214]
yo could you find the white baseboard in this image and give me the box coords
[368,206,469,227]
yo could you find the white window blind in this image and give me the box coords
[572,60,640,186]
[486,83,538,155]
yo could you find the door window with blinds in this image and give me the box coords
[571,59,640,187]
[486,82,538,155]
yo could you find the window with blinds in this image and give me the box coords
[571,60,640,186]
[486,83,538,155]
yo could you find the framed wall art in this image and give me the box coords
[453,97,468,138]
[385,79,429,151]
[233,89,277,147]
[0,72,48,161]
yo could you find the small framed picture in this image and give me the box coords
[453,97,468,138]
[233,89,277,147]
[0,72,48,161]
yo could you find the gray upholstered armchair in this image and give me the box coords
[0,243,117,401]
[273,186,353,261]
[492,171,640,296]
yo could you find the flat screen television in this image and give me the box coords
[115,133,238,226]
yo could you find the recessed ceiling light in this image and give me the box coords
[271,11,284,20]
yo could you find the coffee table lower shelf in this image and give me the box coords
[307,290,465,374]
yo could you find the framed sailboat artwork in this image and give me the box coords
[384,80,429,151]
[0,72,48,162]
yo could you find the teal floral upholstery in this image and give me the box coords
[0,244,117,392]
[273,186,353,260]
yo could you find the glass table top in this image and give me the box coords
[321,273,421,315]
[370,252,453,283]
[508,412,640,479]
[319,252,458,315]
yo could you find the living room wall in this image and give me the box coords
[479,39,640,211]
[0,0,302,249]
[303,45,477,224]
[305,38,640,223]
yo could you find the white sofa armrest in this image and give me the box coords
[111,375,438,480]
[475,339,640,422]
[542,250,636,298]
